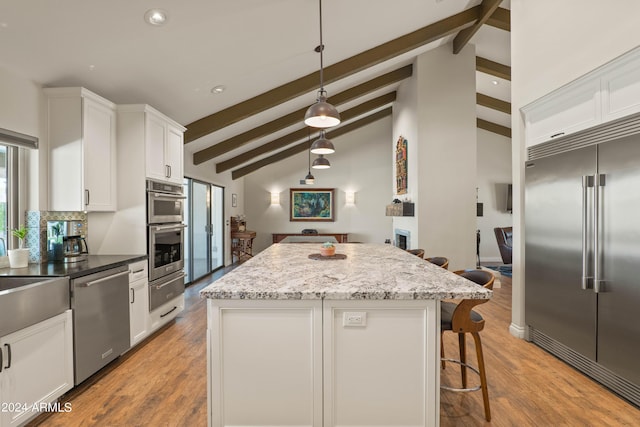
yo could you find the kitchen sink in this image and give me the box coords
[0,276,70,337]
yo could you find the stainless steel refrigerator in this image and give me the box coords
[525,115,640,407]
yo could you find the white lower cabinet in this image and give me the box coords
[129,261,149,347]
[0,310,73,427]
[206,299,439,427]
[149,294,184,333]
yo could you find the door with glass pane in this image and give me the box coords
[184,178,224,283]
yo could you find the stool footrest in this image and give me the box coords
[440,358,481,392]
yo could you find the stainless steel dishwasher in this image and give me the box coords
[70,265,130,385]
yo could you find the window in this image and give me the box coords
[0,145,7,251]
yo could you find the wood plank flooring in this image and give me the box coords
[29,270,639,426]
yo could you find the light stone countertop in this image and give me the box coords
[200,243,493,301]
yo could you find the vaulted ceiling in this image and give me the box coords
[0,0,511,179]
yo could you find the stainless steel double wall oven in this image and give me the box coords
[147,180,186,311]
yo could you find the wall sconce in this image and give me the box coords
[345,191,356,205]
[270,191,280,205]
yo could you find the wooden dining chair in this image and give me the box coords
[440,268,494,421]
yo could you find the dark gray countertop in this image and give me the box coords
[0,254,147,279]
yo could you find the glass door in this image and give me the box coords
[184,178,225,283]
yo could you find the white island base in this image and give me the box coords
[207,298,440,426]
[203,243,491,427]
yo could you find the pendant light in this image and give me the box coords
[310,129,335,155]
[304,0,340,128]
[312,154,331,169]
[304,132,315,184]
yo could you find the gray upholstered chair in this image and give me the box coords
[493,226,512,265]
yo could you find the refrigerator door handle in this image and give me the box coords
[582,175,594,290]
[594,173,606,293]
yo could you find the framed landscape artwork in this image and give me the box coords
[290,188,335,221]
[396,136,408,195]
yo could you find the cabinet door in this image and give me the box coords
[165,124,184,184]
[0,311,73,427]
[83,97,117,211]
[602,52,640,122]
[145,113,168,181]
[130,278,149,347]
[323,300,439,427]
[524,78,601,147]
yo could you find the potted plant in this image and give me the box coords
[8,224,29,268]
[320,241,336,257]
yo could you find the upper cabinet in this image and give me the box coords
[522,47,640,148]
[45,87,117,211]
[119,105,185,185]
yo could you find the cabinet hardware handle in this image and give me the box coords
[131,288,135,304]
[551,132,565,138]
[0,344,3,372]
[85,189,90,205]
[168,165,172,178]
[4,343,11,369]
[79,270,129,287]
[160,306,178,318]
[131,268,145,274]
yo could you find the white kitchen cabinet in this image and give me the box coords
[144,109,184,185]
[149,293,184,333]
[522,78,602,147]
[45,87,117,211]
[602,49,640,122]
[523,46,640,148]
[0,310,73,427]
[129,260,149,347]
[206,298,440,427]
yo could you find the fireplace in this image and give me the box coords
[394,229,410,250]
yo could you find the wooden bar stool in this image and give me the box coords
[425,256,449,270]
[406,248,425,258]
[440,269,494,421]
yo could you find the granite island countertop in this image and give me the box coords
[200,243,492,301]
[0,254,147,279]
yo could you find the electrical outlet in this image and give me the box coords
[343,311,367,327]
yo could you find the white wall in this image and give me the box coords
[0,67,46,212]
[244,116,393,254]
[393,44,477,271]
[476,128,512,263]
[511,0,640,337]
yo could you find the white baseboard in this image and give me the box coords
[509,322,528,340]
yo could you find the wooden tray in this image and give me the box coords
[308,253,347,261]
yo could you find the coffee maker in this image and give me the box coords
[47,220,89,262]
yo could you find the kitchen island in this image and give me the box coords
[201,243,492,427]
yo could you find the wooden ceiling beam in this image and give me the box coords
[232,108,392,180]
[193,65,412,165]
[217,92,396,173]
[453,0,503,54]
[486,7,510,31]
[477,93,511,114]
[184,6,481,143]
[477,118,511,138]
[476,56,511,81]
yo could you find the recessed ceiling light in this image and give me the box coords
[211,85,226,94]
[491,80,499,85]
[88,65,96,71]
[144,9,168,26]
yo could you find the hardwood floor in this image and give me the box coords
[30,271,639,426]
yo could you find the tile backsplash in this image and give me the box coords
[26,211,88,263]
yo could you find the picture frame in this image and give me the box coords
[231,193,237,207]
[290,188,335,222]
